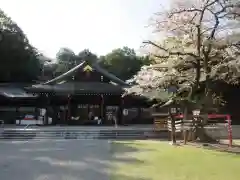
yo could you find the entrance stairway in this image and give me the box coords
[0,125,168,140]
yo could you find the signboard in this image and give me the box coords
[192,109,201,116]
[78,104,88,108]
[170,108,177,114]
[123,109,128,116]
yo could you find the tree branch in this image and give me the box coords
[204,8,220,56]
[168,0,218,17]
[152,54,170,59]
[143,40,199,58]
[168,8,201,18]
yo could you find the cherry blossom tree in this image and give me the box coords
[128,0,240,107]
[126,0,240,142]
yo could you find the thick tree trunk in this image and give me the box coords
[183,104,190,144]
[196,115,217,142]
[170,116,177,144]
[169,109,177,144]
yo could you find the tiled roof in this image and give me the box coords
[0,86,37,98]
[25,82,124,94]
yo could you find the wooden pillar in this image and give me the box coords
[44,94,49,125]
[119,96,124,125]
[67,94,71,123]
[136,107,141,124]
[16,107,20,125]
[34,107,37,123]
[183,130,189,145]
[101,94,104,124]
[45,107,49,125]
[62,106,66,124]
[52,105,58,125]
[169,107,177,144]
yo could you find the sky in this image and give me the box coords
[1,0,169,58]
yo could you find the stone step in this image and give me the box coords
[0,128,168,140]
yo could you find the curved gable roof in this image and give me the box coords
[43,61,86,85]
[42,60,130,87]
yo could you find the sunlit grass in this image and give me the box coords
[111,140,240,180]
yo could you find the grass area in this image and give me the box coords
[110,140,240,180]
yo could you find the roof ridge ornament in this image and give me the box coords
[83,65,93,72]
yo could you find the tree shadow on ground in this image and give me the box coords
[110,140,153,164]
[111,140,155,154]
[110,141,151,180]
[0,140,112,180]
[110,141,140,153]
[0,140,153,180]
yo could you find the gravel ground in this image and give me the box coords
[0,140,112,180]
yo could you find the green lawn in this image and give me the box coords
[110,140,240,180]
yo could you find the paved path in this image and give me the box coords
[0,140,111,180]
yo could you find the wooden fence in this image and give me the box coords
[167,119,195,132]
[154,113,233,146]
